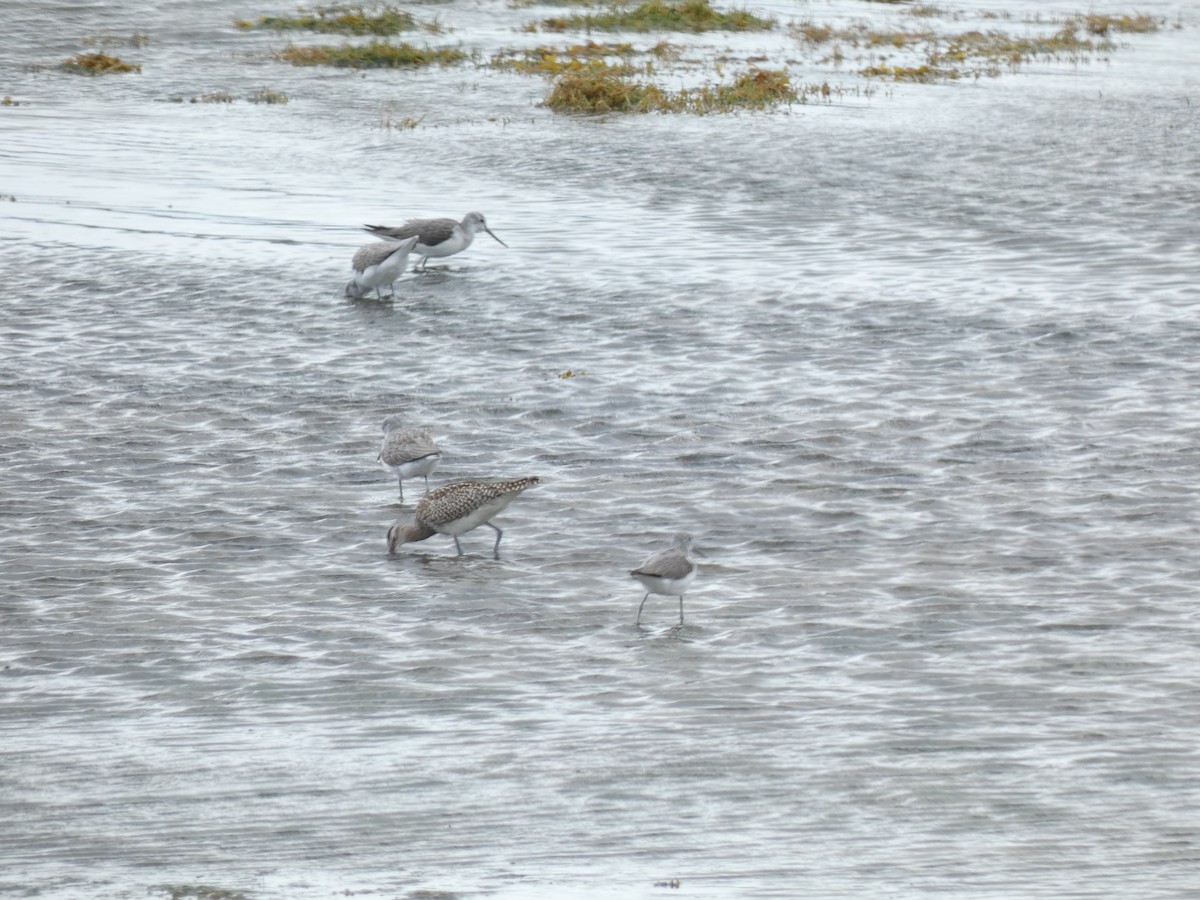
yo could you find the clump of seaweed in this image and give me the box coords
[248,86,290,103]
[544,69,667,111]
[236,3,419,35]
[544,65,797,113]
[680,67,797,111]
[378,102,422,128]
[82,32,151,48]
[859,63,943,82]
[61,52,142,74]
[927,26,1110,72]
[1073,13,1161,34]
[158,886,249,900]
[850,9,1164,84]
[538,0,774,34]
[273,40,466,67]
[790,20,834,43]
[491,40,649,77]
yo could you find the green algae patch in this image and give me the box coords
[544,65,797,113]
[1074,13,1161,34]
[687,67,797,110]
[859,63,943,82]
[545,69,668,111]
[248,86,290,103]
[157,886,249,900]
[491,40,652,77]
[274,40,466,67]
[928,26,1111,71]
[539,0,775,34]
[237,3,420,35]
[61,52,142,74]
[82,32,151,48]
[850,12,1164,83]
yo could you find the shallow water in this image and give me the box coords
[3,1,1200,898]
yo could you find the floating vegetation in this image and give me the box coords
[61,52,142,74]
[680,67,798,111]
[164,87,289,103]
[545,69,667,111]
[379,103,422,128]
[544,65,797,113]
[248,86,290,103]
[538,0,774,34]
[1073,13,1161,34]
[859,63,941,82]
[1,96,19,106]
[840,9,1165,83]
[491,40,654,77]
[790,21,834,44]
[559,368,588,378]
[927,26,1111,71]
[273,40,466,67]
[157,886,249,900]
[82,32,151,48]
[236,2,421,35]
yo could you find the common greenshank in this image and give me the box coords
[345,236,419,299]
[378,414,441,503]
[631,533,697,625]
[363,212,506,271]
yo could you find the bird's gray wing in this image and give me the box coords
[631,547,694,580]
[352,241,409,271]
[364,217,455,245]
[380,428,440,465]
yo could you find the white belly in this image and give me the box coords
[632,569,696,597]
[381,453,440,480]
[435,494,515,536]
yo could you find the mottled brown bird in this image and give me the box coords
[386,477,539,559]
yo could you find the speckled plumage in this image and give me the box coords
[377,414,441,502]
[363,212,506,271]
[386,477,539,558]
[345,236,418,299]
[631,533,697,625]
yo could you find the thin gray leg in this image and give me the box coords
[678,595,685,624]
[453,536,463,556]
[486,522,503,559]
[397,477,404,503]
[636,593,650,625]
[422,475,430,494]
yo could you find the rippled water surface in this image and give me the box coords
[3,1,1200,898]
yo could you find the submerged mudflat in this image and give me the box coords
[2,1,1200,898]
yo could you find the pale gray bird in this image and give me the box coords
[345,236,419,299]
[386,477,540,559]
[363,212,506,271]
[378,414,441,503]
[630,533,697,625]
